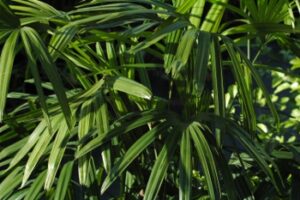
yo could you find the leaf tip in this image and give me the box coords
[100,184,107,195]
[21,179,27,188]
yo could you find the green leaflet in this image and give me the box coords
[130,20,189,53]
[78,99,94,186]
[8,120,47,170]
[143,128,180,200]
[176,0,198,14]
[189,122,221,200]
[10,0,68,25]
[24,170,46,200]
[234,42,280,126]
[21,114,63,187]
[49,26,78,61]
[0,137,28,160]
[223,36,256,132]
[0,1,20,28]
[192,31,211,96]
[169,28,198,78]
[179,128,192,200]
[6,189,28,200]
[21,27,73,129]
[201,0,228,32]
[222,23,300,36]
[211,35,225,146]
[44,118,70,190]
[225,120,286,195]
[69,9,165,27]
[106,76,152,100]
[244,0,289,23]
[21,28,53,135]
[54,161,74,200]
[76,110,166,158]
[101,122,171,194]
[189,0,206,28]
[0,167,23,199]
[94,93,111,172]
[0,30,19,121]
[198,113,286,196]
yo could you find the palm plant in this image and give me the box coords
[0,0,300,199]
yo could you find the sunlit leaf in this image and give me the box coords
[0,30,19,121]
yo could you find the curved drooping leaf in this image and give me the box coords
[76,110,167,158]
[130,20,189,53]
[198,113,286,196]
[105,76,152,100]
[143,128,180,200]
[10,0,68,25]
[22,114,64,187]
[0,137,28,160]
[179,128,192,200]
[0,167,23,199]
[223,36,256,131]
[233,41,280,126]
[192,31,211,96]
[0,30,19,121]
[21,28,53,134]
[44,118,70,190]
[54,161,74,200]
[78,99,94,186]
[24,170,46,200]
[8,120,47,170]
[211,35,225,146]
[93,93,111,173]
[225,121,286,196]
[189,122,221,200]
[168,28,197,78]
[49,25,78,61]
[101,122,171,194]
[21,27,73,129]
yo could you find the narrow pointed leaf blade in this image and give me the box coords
[76,110,166,158]
[49,25,78,61]
[94,93,111,172]
[101,122,170,193]
[8,120,47,169]
[22,27,73,129]
[44,119,70,190]
[54,161,74,200]
[21,28,53,134]
[192,31,211,96]
[106,76,152,100]
[234,44,280,125]
[24,170,46,200]
[179,128,192,200]
[0,30,19,121]
[78,100,94,186]
[22,115,63,187]
[143,130,180,200]
[201,0,227,32]
[0,167,23,199]
[189,122,221,199]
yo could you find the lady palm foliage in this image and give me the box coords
[0,0,300,199]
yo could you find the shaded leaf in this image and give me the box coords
[101,122,171,193]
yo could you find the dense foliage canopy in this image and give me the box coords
[0,0,300,199]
